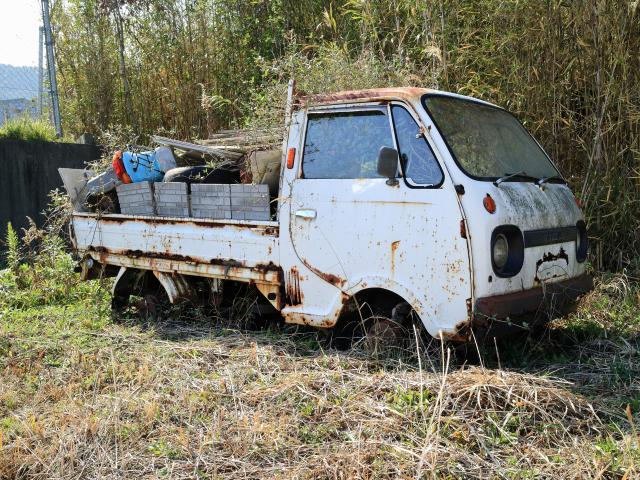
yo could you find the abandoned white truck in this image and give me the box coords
[68,87,593,342]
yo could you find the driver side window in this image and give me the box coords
[302,109,395,179]
[391,105,444,186]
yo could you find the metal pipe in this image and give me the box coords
[41,0,62,138]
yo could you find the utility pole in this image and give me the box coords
[41,0,62,138]
[38,26,44,117]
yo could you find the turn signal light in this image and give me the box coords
[287,147,296,169]
[483,194,496,214]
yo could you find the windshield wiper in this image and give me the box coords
[536,175,566,186]
[493,171,537,187]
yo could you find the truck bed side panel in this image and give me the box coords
[72,213,280,283]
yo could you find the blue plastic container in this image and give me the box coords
[122,150,164,183]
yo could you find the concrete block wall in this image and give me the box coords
[116,182,155,216]
[0,139,101,248]
[230,184,270,221]
[115,181,271,221]
[191,184,232,220]
[154,182,189,217]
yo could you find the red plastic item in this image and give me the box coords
[112,150,132,184]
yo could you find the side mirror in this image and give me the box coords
[377,146,399,186]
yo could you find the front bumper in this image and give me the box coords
[474,273,593,324]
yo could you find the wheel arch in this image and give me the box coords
[341,276,436,333]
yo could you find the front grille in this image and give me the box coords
[523,226,576,248]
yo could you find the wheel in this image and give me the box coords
[363,316,407,353]
[331,294,417,352]
[110,269,170,320]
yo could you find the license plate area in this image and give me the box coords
[534,246,570,283]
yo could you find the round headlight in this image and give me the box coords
[493,233,509,269]
[490,226,524,277]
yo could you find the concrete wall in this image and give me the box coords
[0,139,101,242]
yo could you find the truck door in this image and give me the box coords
[284,102,472,337]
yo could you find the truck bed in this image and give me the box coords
[71,212,281,285]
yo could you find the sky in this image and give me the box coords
[0,0,42,67]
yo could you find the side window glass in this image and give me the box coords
[391,105,443,186]
[302,110,395,179]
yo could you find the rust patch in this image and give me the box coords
[88,245,281,275]
[305,264,345,288]
[390,240,400,275]
[94,214,278,235]
[475,273,593,320]
[317,271,345,288]
[534,247,569,283]
[119,249,196,263]
[319,318,333,328]
[300,87,429,106]
[88,245,109,264]
[285,267,303,305]
[253,261,280,272]
[441,318,472,343]
[536,248,569,268]
[441,331,470,343]
[209,258,244,268]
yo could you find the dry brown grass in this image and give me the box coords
[1,309,638,479]
[1,242,638,479]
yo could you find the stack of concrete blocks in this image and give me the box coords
[116,182,156,216]
[116,181,271,221]
[154,182,190,217]
[230,184,270,221]
[190,184,232,220]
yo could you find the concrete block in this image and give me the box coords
[157,206,190,217]
[154,182,189,217]
[192,207,232,220]
[191,184,230,196]
[230,210,271,221]
[190,184,232,220]
[230,184,270,221]
[117,182,155,216]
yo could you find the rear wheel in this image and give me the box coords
[110,269,169,320]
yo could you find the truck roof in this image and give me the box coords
[299,87,498,108]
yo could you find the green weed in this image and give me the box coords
[0,117,57,142]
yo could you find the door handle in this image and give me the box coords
[295,209,317,219]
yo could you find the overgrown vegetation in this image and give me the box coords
[50,0,639,272]
[0,117,57,142]
[0,227,638,478]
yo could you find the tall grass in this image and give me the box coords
[0,117,57,142]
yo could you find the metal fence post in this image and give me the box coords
[41,0,62,138]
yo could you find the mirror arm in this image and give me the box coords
[386,177,399,186]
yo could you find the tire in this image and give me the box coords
[163,166,240,185]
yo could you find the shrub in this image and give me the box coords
[0,117,57,142]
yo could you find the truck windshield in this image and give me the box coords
[423,95,559,180]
